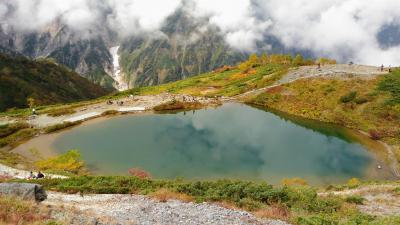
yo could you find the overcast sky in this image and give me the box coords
[1,0,399,65]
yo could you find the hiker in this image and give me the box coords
[32,108,36,115]
[28,171,36,179]
[389,65,392,73]
[317,62,321,69]
[381,64,384,72]
[36,171,44,179]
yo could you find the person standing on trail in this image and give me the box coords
[28,171,36,179]
[36,171,44,179]
[381,64,384,72]
[389,65,392,73]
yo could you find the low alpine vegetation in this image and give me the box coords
[21,176,400,225]
[35,150,85,175]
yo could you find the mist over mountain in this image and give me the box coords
[1,0,399,89]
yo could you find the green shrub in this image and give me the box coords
[355,97,368,104]
[296,215,337,225]
[0,122,30,138]
[35,149,85,174]
[286,186,342,213]
[296,212,400,225]
[238,198,264,211]
[101,110,119,116]
[28,177,290,207]
[44,121,81,133]
[340,91,357,103]
[0,128,36,147]
[0,150,26,166]
[154,100,203,111]
[378,69,400,105]
[347,178,361,188]
[47,108,76,117]
[345,195,365,205]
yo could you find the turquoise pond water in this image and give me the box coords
[52,103,386,184]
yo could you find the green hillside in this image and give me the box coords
[0,53,112,111]
[114,54,303,98]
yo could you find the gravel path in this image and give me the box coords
[319,184,400,216]
[238,64,387,99]
[26,94,221,128]
[46,192,291,225]
[275,64,385,85]
[0,163,66,179]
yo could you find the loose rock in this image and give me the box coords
[0,182,47,202]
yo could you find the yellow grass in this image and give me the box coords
[253,204,290,221]
[150,189,193,203]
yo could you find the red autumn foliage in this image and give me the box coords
[266,85,284,94]
[128,168,151,179]
[214,65,234,73]
[368,130,382,140]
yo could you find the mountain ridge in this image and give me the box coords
[0,53,111,111]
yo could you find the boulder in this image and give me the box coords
[0,183,47,201]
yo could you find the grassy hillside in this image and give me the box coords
[115,64,288,98]
[0,53,112,111]
[115,53,322,98]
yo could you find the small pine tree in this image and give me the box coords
[248,54,259,67]
[27,97,35,109]
[260,52,269,65]
[293,54,305,66]
[284,54,293,65]
[238,61,251,72]
[317,58,337,65]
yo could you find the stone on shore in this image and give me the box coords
[0,183,47,201]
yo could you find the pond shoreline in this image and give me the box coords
[1,94,399,183]
[7,102,396,185]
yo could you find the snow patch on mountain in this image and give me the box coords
[110,46,128,91]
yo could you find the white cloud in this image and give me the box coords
[255,0,400,65]
[188,0,272,51]
[107,0,181,37]
[0,0,400,65]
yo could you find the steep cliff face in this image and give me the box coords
[120,11,246,87]
[0,23,116,90]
